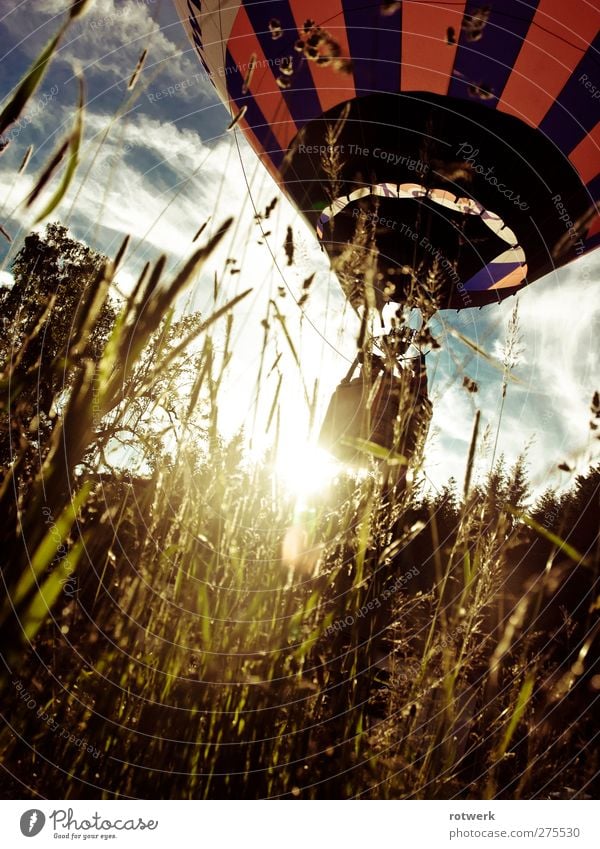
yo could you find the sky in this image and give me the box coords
[0,0,598,501]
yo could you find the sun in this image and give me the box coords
[274,435,340,499]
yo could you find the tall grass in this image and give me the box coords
[0,5,598,800]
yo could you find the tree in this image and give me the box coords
[0,223,116,477]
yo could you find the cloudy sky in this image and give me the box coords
[0,0,598,500]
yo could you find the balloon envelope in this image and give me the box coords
[175,0,599,309]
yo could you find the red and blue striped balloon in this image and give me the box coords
[175,0,599,309]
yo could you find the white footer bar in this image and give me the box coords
[1,799,598,848]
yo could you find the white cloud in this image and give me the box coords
[422,255,600,497]
[3,0,215,101]
[0,270,14,288]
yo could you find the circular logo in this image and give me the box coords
[19,810,46,837]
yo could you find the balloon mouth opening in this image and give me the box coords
[282,92,592,305]
[314,183,527,310]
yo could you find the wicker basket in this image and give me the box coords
[319,363,431,464]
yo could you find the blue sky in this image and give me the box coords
[0,0,598,499]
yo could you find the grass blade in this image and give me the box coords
[0,28,64,136]
[33,76,84,224]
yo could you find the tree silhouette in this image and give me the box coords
[0,223,116,478]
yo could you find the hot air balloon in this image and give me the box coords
[175,0,599,460]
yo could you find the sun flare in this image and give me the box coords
[274,437,339,499]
